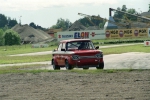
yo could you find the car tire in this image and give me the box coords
[52,60,60,70]
[96,62,104,69]
[65,60,73,70]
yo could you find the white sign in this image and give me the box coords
[57,30,105,41]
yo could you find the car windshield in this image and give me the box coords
[66,41,95,51]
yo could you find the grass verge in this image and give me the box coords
[0,44,57,56]
[0,54,52,64]
[101,44,150,55]
[0,64,147,74]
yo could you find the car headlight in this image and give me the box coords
[95,53,103,58]
[72,55,80,60]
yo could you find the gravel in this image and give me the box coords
[0,70,150,100]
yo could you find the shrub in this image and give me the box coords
[4,29,21,45]
[0,29,5,46]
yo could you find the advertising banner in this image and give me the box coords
[105,28,148,39]
[57,30,105,41]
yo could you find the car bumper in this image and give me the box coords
[70,58,103,68]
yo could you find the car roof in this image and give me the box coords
[60,39,91,43]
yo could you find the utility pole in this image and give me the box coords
[19,16,22,25]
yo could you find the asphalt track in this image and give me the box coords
[1,43,150,69]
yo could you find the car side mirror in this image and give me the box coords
[95,46,99,50]
[61,48,66,51]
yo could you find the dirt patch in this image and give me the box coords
[0,70,150,100]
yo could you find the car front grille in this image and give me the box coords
[79,56,96,59]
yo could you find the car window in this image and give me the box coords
[78,41,94,49]
[66,41,95,50]
[66,42,78,51]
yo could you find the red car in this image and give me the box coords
[52,39,104,70]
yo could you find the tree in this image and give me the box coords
[126,8,137,21]
[113,7,123,22]
[79,15,103,27]
[99,20,106,29]
[29,22,37,29]
[51,18,72,31]
[79,17,90,27]
[113,5,139,22]
[8,19,18,28]
[0,14,8,28]
[0,29,5,46]
[4,29,20,45]
[121,5,127,12]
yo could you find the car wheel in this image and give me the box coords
[65,60,73,70]
[52,60,60,70]
[96,62,104,69]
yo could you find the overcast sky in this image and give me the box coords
[0,0,149,28]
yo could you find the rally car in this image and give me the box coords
[51,39,104,70]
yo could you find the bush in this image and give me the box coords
[0,29,5,46]
[4,29,21,45]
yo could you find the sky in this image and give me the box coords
[0,0,149,28]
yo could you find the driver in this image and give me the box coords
[78,42,86,49]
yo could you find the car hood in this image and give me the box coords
[73,50,102,54]
[52,50,102,55]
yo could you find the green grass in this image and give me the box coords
[0,54,52,64]
[0,65,146,74]
[0,44,57,56]
[101,44,150,55]
[0,39,150,74]
[0,44,150,64]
